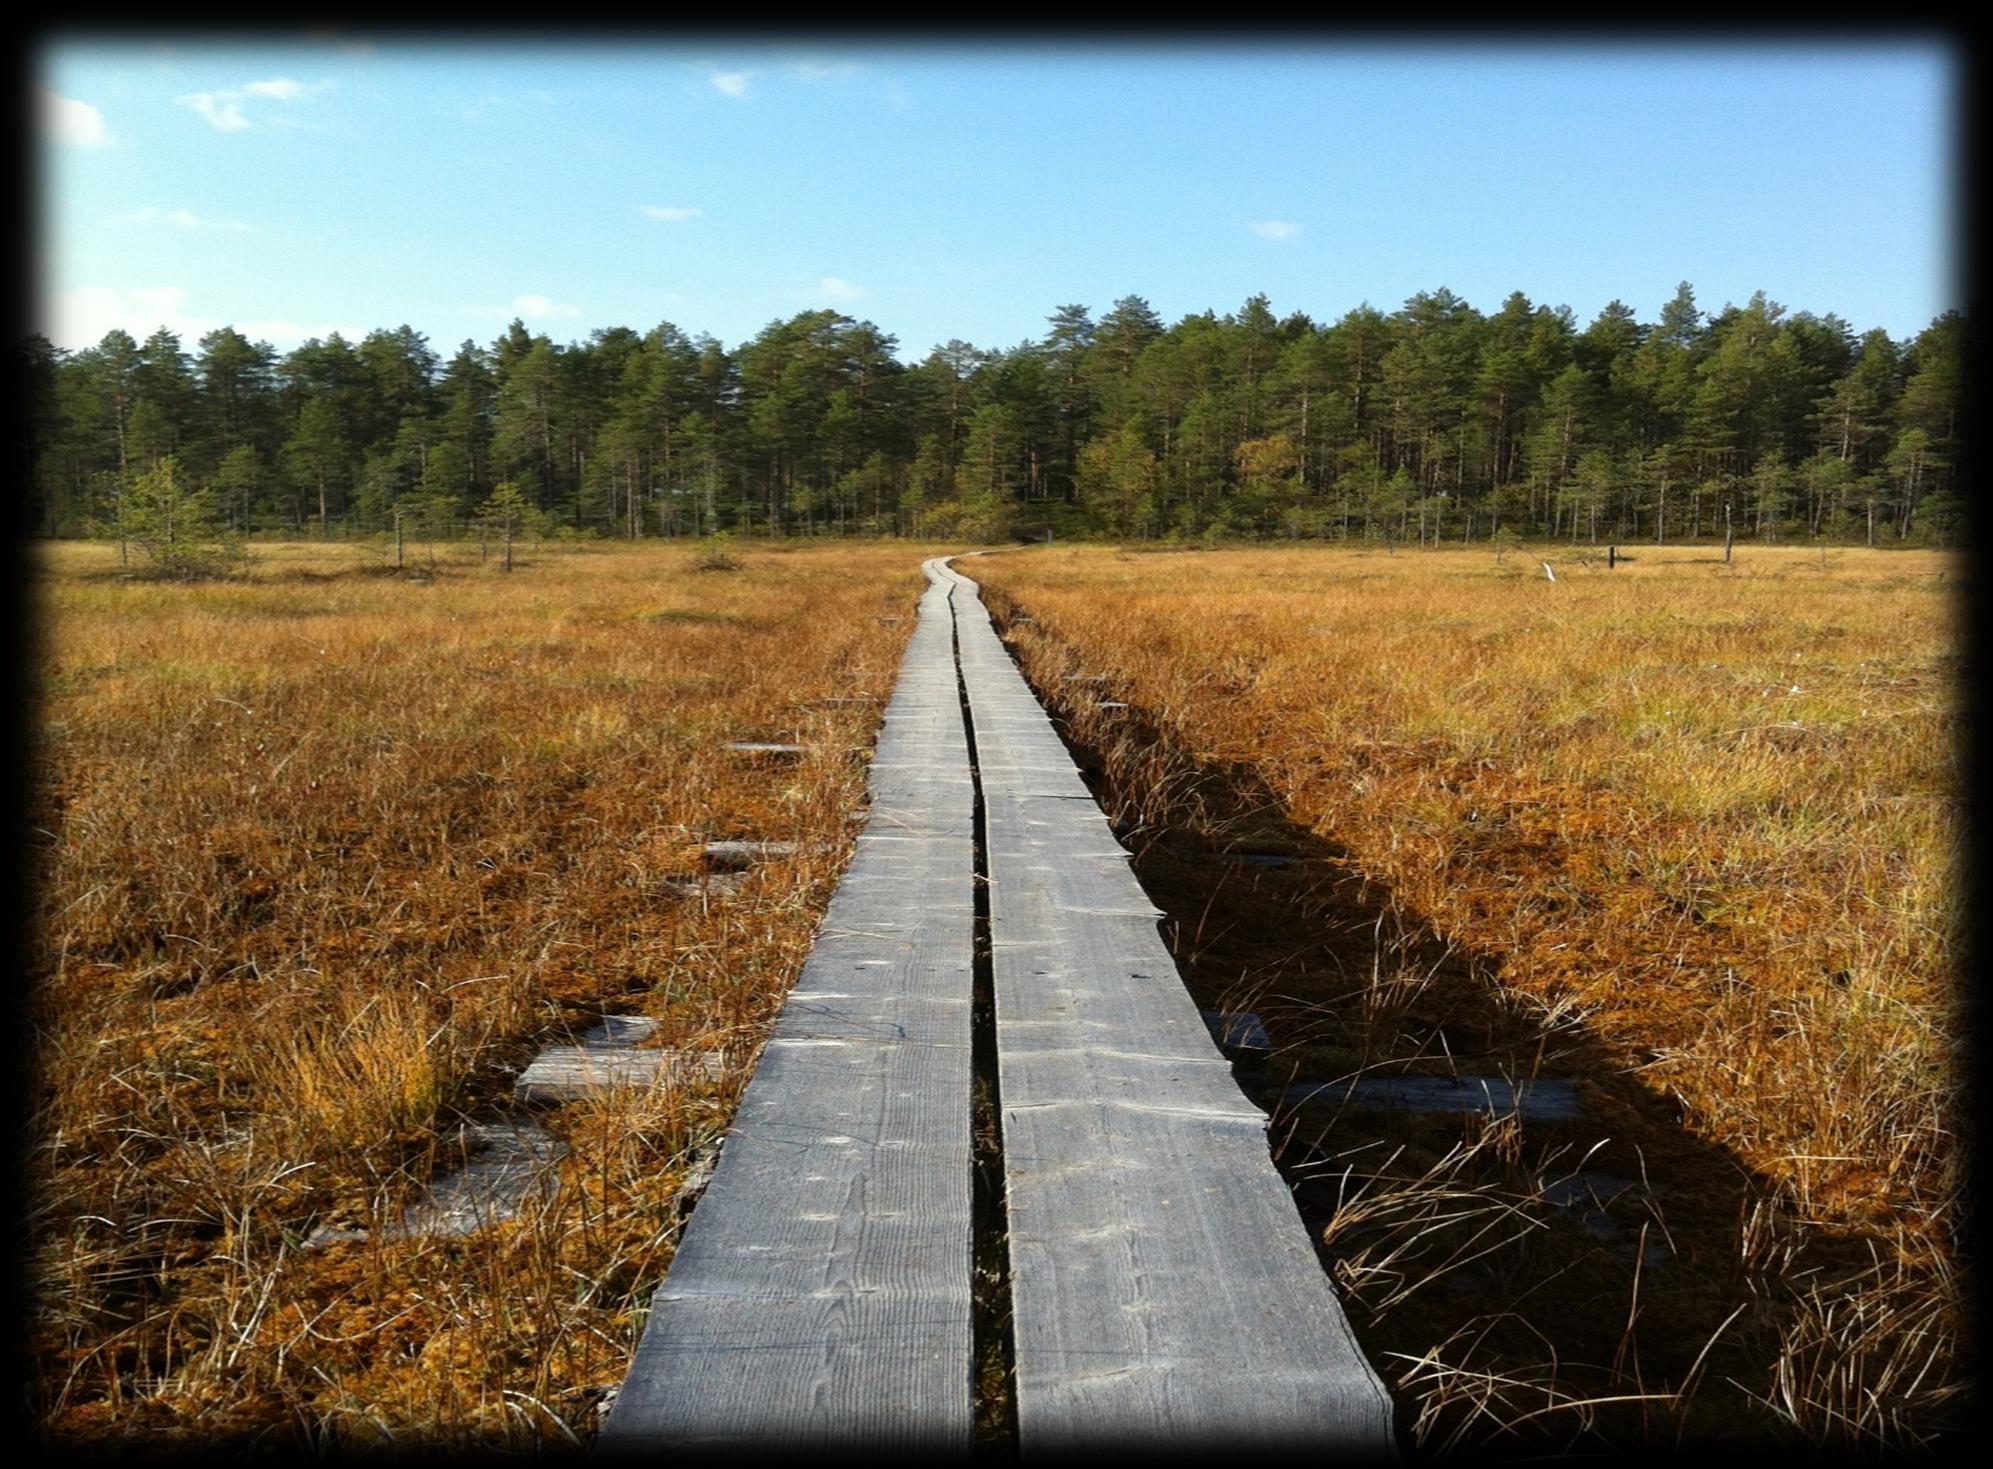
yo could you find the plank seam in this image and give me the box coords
[949,572,1020,1449]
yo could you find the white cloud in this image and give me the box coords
[123,206,252,232]
[461,293,583,321]
[640,205,702,222]
[789,57,861,82]
[243,77,308,101]
[710,69,752,99]
[514,293,581,319]
[129,285,191,317]
[45,284,360,352]
[180,91,251,130]
[1249,220,1303,242]
[818,276,865,302]
[179,77,331,131]
[44,87,111,147]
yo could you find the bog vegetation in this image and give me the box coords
[975,542,1961,1451]
[28,540,924,1446]
[28,527,1963,1452]
[24,283,1967,551]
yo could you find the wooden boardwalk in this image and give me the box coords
[602,557,1394,1451]
[600,565,977,1448]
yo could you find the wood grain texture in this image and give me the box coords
[937,558,1396,1452]
[601,563,976,1449]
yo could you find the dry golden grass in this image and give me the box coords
[975,540,1961,1451]
[29,538,934,1448]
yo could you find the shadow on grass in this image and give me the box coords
[979,590,1915,1456]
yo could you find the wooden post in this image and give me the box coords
[1607,543,1617,569]
[394,509,404,569]
[503,520,513,572]
[479,523,488,564]
[1724,502,1734,563]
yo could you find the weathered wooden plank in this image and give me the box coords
[602,561,976,1449]
[1282,1075,1584,1122]
[395,1118,567,1237]
[658,871,750,899]
[702,839,802,868]
[938,558,1395,1451]
[515,1045,726,1103]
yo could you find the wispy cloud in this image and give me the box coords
[818,276,865,302]
[640,205,702,222]
[788,56,862,82]
[43,87,110,147]
[463,293,583,321]
[123,206,252,232]
[514,294,581,319]
[1249,220,1303,242]
[453,93,503,124]
[129,285,190,317]
[179,76,332,132]
[242,77,311,101]
[709,69,752,99]
[181,91,249,130]
[46,284,361,352]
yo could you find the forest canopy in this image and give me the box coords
[22,284,1969,547]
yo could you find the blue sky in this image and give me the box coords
[38,34,1960,362]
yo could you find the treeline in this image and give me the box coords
[21,283,1969,547]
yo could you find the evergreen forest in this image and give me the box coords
[22,283,1969,547]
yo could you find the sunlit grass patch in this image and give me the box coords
[28,539,936,1447]
[976,540,1961,1451]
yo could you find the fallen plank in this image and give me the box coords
[602,560,976,1448]
[658,871,751,899]
[395,1118,567,1236]
[938,559,1395,1450]
[1281,1075,1584,1122]
[514,1016,727,1104]
[306,1116,570,1247]
[702,839,802,868]
[516,1048,724,1103]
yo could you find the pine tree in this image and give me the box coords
[119,456,243,577]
